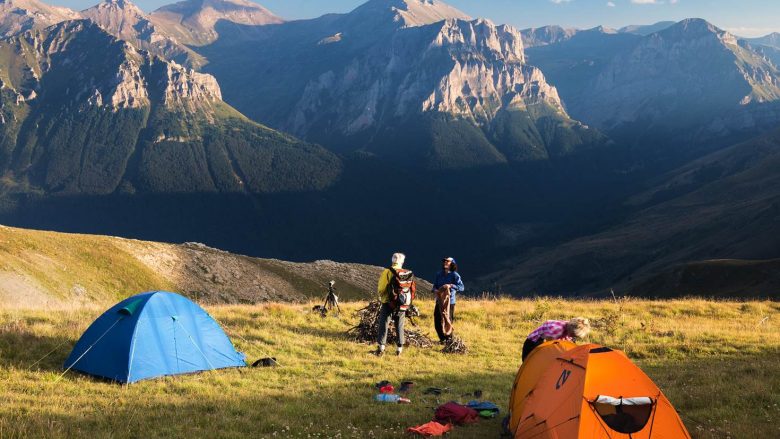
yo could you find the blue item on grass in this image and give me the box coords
[466,400,500,413]
[64,291,245,383]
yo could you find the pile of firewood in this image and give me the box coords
[442,335,468,354]
[346,301,433,348]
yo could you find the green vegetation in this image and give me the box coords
[0,22,341,197]
[0,225,388,307]
[1,298,777,438]
[0,226,175,305]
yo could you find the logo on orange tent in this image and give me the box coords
[555,369,571,389]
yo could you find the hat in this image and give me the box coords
[443,257,456,264]
[328,280,335,286]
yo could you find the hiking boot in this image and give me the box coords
[396,347,403,356]
[375,345,386,357]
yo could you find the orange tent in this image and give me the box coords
[510,343,691,438]
[508,340,577,434]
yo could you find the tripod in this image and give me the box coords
[323,284,341,316]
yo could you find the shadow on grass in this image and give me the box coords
[0,329,74,372]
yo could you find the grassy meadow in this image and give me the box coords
[1,298,779,438]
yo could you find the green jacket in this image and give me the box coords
[377,264,402,304]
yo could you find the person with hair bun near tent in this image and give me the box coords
[522,317,591,361]
[432,257,464,342]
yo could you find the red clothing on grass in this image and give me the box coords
[407,421,453,437]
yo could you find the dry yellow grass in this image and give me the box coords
[1,298,778,438]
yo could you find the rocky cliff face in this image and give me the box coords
[520,25,578,48]
[0,20,340,195]
[291,18,563,134]
[576,19,780,132]
[202,0,604,168]
[0,20,220,111]
[346,0,470,28]
[150,0,284,45]
[0,0,80,37]
[81,0,205,68]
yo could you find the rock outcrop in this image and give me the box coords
[0,19,341,195]
[81,0,205,68]
[0,20,220,111]
[150,0,284,45]
[0,0,80,37]
[202,0,605,168]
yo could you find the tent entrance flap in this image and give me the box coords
[590,395,655,434]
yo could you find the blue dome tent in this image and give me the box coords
[64,291,246,383]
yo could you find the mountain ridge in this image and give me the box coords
[478,127,780,298]
[150,0,283,45]
[81,0,205,68]
[199,0,607,169]
[0,0,80,37]
[0,224,410,308]
[524,17,780,150]
[0,19,341,196]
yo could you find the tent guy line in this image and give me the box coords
[58,316,125,383]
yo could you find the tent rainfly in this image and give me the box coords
[509,342,691,438]
[64,291,245,383]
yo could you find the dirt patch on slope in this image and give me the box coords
[115,240,423,304]
[0,272,64,309]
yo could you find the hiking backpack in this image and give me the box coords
[388,267,416,311]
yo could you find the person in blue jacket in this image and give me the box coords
[432,257,464,342]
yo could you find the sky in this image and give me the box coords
[48,0,780,38]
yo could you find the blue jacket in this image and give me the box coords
[432,271,464,304]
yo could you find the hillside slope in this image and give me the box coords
[479,128,780,298]
[526,19,780,149]
[0,225,423,308]
[0,20,340,196]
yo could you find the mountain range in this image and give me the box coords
[1,0,779,297]
[0,19,339,195]
[199,0,606,168]
[523,19,780,150]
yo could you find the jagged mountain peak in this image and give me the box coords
[350,0,470,28]
[86,0,144,13]
[1,18,221,112]
[587,25,617,34]
[574,16,780,131]
[748,32,780,49]
[618,21,675,36]
[520,25,578,48]
[153,0,281,19]
[200,1,604,169]
[82,0,207,68]
[0,0,81,37]
[82,0,148,27]
[662,18,726,38]
[150,0,283,45]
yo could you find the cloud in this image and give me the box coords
[607,1,616,6]
[549,0,572,4]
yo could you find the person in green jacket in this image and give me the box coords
[376,252,407,357]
